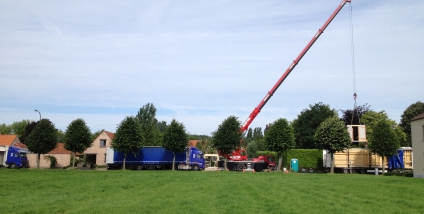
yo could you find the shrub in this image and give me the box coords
[282,149,323,170]
[44,155,57,168]
[90,164,97,169]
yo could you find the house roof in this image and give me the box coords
[411,112,424,121]
[13,142,28,149]
[188,140,199,147]
[0,135,19,146]
[47,143,74,154]
[104,131,115,140]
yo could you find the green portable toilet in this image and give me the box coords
[291,159,299,172]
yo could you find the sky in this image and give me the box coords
[1,0,423,136]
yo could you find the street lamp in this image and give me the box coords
[34,110,41,121]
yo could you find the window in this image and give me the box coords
[100,139,106,147]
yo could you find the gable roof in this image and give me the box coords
[411,112,424,121]
[47,143,73,154]
[0,135,20,146]
[104,131,115,140]
[188,140,199,147]
[13,142,28,149]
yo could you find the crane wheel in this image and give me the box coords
[254,164,264,172]
[237,164,245,171]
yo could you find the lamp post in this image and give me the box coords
[34,110,41,121]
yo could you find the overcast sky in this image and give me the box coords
[1,0,423,135]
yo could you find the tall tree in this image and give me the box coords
[111,116,144,170]
[264,118,295,171]
[0,123,12,134]
[369,119,400,174]
[212,116,242,156]
[136,103,160,146]
[362,110,407,147]
[292,102,337,149]
[340,103,371,126]
[11,120,33,138]
[163,119,188,170]
[63,119,92,169]
[399,101,424,146]
[20,121,39,143]
[156,121,168,133]
[56,129,65,143]
[314,117,351,173]
[26,119,58,169]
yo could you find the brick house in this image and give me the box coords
[84,130,114,166]
[27,143,72,168]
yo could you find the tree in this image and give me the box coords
[264,118,295,171]
[292,102,337,149]
[399,101,424,146]
[56,129,65,143]
[20,121,39,143]
[369,119,400,174]
[246,141,258,158]
[0,123,12,134]
[212,116,242,156]
[111,116,144,170]
[163,119,188,170]
[26,119,58,169]
[11,120,33,138]
[362,110,407,147]
[63,119,92,169]
[340,103,371,126]
[314,117,351,173]
[136,103,160,146]
[156,120,168,133]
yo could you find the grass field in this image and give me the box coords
[1,168,423,214]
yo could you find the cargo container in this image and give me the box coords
[323,147,412,174]
[106,146,205,170]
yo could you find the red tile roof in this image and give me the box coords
[0,135,19,146]
[412,112,424,121]
[47,143,72,154]
[188,140,199,147]
[13,142,27,149]
[104,131,115,140]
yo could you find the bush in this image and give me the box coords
[282,149,323,170]
[44,155,57,168]
[90,164,97,169]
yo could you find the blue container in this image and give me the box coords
[291,158,299,172]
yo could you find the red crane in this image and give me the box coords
[240,0,352,133]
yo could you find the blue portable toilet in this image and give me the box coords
[291,159,299,172]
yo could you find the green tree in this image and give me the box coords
[314,117,351,173]
[340,103,371,125]
[243,127,253,148]
[63,119,92,169]
[26,119,58,169]
[369,119,400,174]
[0,123,12,134]
[264,118,295,171]
[399,101,424,146]
[246,141,258,158]
[163,119,188,170]
[156,120,168,133]
[212,116,242,156]
[112,116,144,170]
[11,120,33,138]
[57,129,65,143]
[20,121,39,143]
[292,102,337,149]
[362,110,407,147]
[136,103,160,146]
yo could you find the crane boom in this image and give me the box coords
[240,0,351,133]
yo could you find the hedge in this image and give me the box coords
[282,149,323,170]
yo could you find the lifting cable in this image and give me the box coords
[349,3,360,125]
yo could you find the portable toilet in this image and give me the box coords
[291,158,299,172]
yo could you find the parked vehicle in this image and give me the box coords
[0,146,29,169]
[106,146,205,170]
[323,147,413,174]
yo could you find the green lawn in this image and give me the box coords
[1,168,423,214]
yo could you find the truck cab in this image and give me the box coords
[4,146,28,169]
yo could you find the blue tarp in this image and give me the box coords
[388,150,404,169]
